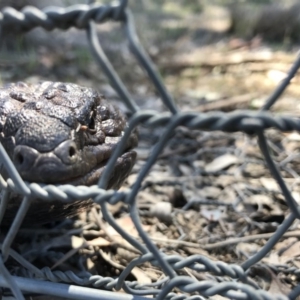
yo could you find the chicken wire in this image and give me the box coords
[0,1,299,300]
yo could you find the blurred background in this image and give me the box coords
[1,0,300,114]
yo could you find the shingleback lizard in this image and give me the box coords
[0,81,138,226]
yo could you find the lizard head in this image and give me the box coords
[0,81,137,189]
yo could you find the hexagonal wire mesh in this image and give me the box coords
[0,1,299,300]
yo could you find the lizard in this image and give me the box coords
[0,81,138,226]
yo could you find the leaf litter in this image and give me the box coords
[9,124,300,297]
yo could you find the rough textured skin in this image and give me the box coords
[0,81,138,226]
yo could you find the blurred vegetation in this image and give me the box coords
[1,0,300,100]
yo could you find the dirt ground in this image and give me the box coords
[2,1,300,299]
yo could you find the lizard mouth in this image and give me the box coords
[1,147,137,226]
[12,134,137,189]
[67,150,136,188]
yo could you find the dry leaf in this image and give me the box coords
[264,252,280,265]
[205,154,239,173]
[100,249,124,270]
[178,164,193,176]
[286,132,300,141]
[260,178,280,192]
[131,267,152,285]
[106,216,137,237]
[280,241,300,263]
[106,215,150,238]
[292,191,300,204]
[236,243,260,256]
[200,207,225,222]
[267,70,288,84]
[274,237,298,251]
[150,202,172,223]
[268,268,291,296]
[87,237,111,247]
[199,186,221,199]
[71,236,86,248]
[86,257,96,273]
[246,194,273,206]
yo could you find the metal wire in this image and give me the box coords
[0,1,299,300]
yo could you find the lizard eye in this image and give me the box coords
[88,111,96,134]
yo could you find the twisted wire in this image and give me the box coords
[0,4,125,31]
[12,267,289,300]
[16,254,251,286]
[0,110,297,202]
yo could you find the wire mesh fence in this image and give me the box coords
[0,1,299,300]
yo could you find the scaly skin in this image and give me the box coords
[0,81,138,225]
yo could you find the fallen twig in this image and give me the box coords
[149,230,300,250]
[194,93,258,112]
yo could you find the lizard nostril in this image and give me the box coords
[15,153,24,165]
[13,145,38,172]
[54,140,78,164]
[69,146,76,158]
